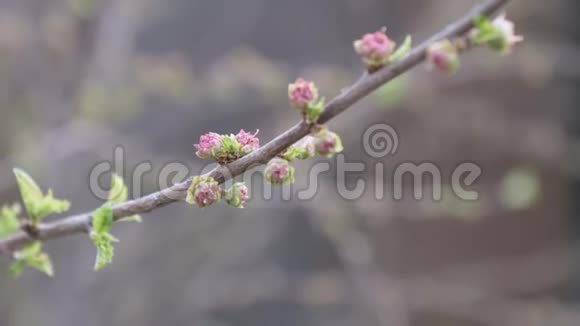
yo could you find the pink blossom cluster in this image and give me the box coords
[186,177,250,209]
[194,129,260,163]
[186,176,222,208]
[264,158,294,185]
[313,129,343,157]
[288,78,325,124]
[288,78,319,110]
[194,132,222,159]
[236,129,260,155]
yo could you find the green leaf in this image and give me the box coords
[11,241,54,277]
[118,215,142,223]
[388,35,412,63]
[88,174,141,270]
[108,174,128,203]
[90,204,121,270]
[106,174,141,223]
[471,15,500,45]
[91,231,118,270]
[473,30,499,44]
[9,260,25,277]
[13,168,43,218]
[22,252,54,276]
[473,15,491,28]
[374,75,408,109]
[0,204,21,237]
[13,241,42,259]
[13,168,70,224]
[34,190,70,221]
[92,204,114,234]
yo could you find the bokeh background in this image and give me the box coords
[0,0,578,325]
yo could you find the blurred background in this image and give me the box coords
[0,0,577,325]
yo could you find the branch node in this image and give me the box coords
[20,220,40,240]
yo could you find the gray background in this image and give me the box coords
[0,0,578,325]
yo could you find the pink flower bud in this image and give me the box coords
[264,158,295,184]
[225,182,249,208]
[426,40,460,73]
[492,13,523,54]
[194,132,222,159]
[354,27,396,70]
[314,130,343,157]
[288,78,319,110]
[186,176,222,207]
[236,129,260,155]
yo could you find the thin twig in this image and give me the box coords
[0,0,510,252]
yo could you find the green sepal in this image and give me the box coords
[226,197,243,208]
[224,182,248,208]
[282,145,313,161]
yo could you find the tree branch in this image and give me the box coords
[0,0,511,252]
